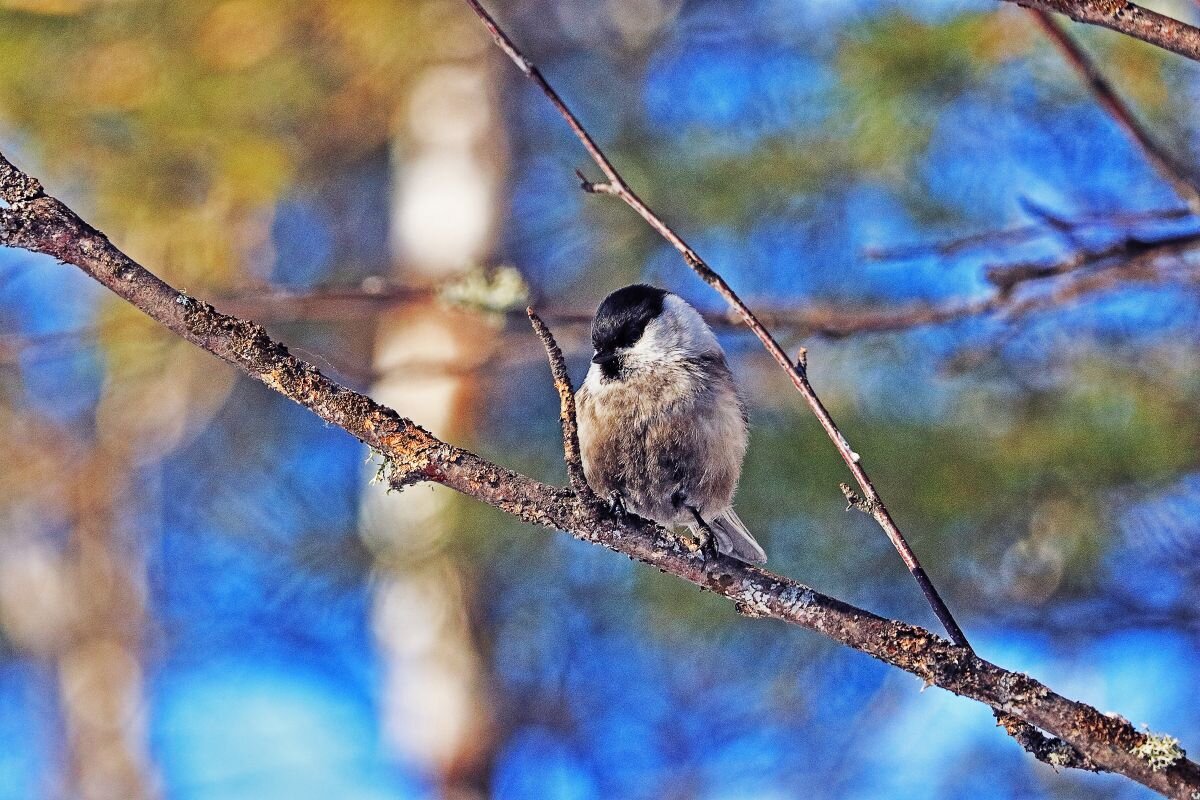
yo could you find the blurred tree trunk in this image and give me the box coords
[59,446,157,800]
[359,11,508,797]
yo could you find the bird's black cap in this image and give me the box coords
[591,284,669,360]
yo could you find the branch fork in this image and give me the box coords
[840,482,880,516]
[574,168,617,195]
[6,4,1200,787]
[4,144,1200,798]
[527,308,717,562]
[462,0,973,656]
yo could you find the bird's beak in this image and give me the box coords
[592,351,618,365]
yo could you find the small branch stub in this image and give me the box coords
[840,482,879,515]
[574,168,617,195]
[996,712,1100,772]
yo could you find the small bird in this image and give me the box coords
[575,284,767,563]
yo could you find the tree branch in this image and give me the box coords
[1005,0,1200,63]
[997,712,1100,771]
[7,243,1197,378]
[1029,10,1200,215]
[200,229,1200,339]
[462,0,972,651]
[864,206,1191,262]
[984,230,1200,293]
[2,150,1198,797]
[527,307,594,503]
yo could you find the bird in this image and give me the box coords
[575,284,767,563]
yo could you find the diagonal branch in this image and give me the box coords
[2,150,1198,797]
[527,307,595,503]
[1029,10,1200,215]
[1003,0,1200,63]
[464,0,973,647]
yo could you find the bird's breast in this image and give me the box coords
[576,358,747,523]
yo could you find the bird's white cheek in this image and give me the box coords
[583,363,604,391]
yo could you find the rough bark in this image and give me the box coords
[1009,0,1200,62]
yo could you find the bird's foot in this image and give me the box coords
[685,505,721,564]
[606,491,628,520]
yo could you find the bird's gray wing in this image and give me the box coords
[705,510,767,564]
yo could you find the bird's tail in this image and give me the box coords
[703,510,767,564]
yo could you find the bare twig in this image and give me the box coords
[1002,0,1200,63]
[212,230,1200,337]
[863,206,1191,262]
[984,231,1200,293]
[527,307,595,503]
[6,227,1198,376]
[1030,10,1200,215]
[465,0,972,649]
[3,150,1198,797]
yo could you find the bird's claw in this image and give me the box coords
[695,528,720,563]
[607,491,628,520]
[685,505,721,564]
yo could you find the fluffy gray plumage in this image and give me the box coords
[576,285,767,563]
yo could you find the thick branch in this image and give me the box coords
[464,0,970,650]
[1030,10,1200,215]
[1006,0,1200,63]
[0,154,446,485]
[985,230,1200,292]
[1,150,1197,797]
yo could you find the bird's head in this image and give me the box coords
[589,284,719,382]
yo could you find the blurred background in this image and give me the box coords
[1,0,1199,797]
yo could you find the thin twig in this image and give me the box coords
[1030,10,1200,215]
[527,307,595,503]
[984,231,1200,293]
[6,217,1197,378]
[464,0,973,648]
[863,206,1190,262]
[3,150,1198,796]
[209,230,1200,336]
[1001,0,1200,63]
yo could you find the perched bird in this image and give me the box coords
[575,284,767,563]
